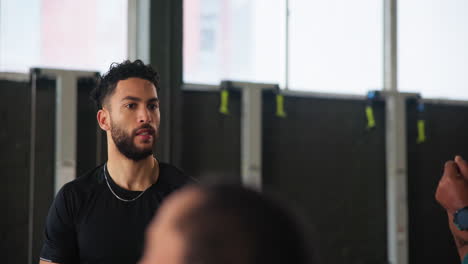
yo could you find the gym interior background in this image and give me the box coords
[1,0,468,263]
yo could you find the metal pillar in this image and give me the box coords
[127,0,150,62]
[383,0,408,263]
[149,0,184,164]
[240,83,266,190]
[384,0,398,94]
[222,81,277,190]
[384,91,409,264]
[285,0,290,90]
[28,71,37,264]
[36,69,97,194]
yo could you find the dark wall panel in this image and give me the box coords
[0,80,31,263]
[31,77,56,263]
[181,89,468,264]
[77,77,103,176]
[0,77,56,262]
[406,100,468,264]
[262,91,387,264]
[181,90,241,182]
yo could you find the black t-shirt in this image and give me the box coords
[40,162,194,264]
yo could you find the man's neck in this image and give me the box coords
[106,150,159,191]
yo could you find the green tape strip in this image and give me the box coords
[276,94,287,118]
[417,119,426,143]
[219,89,229,115]
[365,106,376,129]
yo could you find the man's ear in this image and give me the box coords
[97,109,110,131]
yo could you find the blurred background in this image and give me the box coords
[1,0,468,263]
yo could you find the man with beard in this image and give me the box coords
[39,60,194,264]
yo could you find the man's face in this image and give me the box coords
[106,77,160,161]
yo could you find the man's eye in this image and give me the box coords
[126,103,136,109]
[148,104,159,110]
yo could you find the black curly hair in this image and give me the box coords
[90,59,160,110]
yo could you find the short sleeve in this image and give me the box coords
[40,185,78,263]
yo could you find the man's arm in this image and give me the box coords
[39,185,78,263]
[435,157,468,261]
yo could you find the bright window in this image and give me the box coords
[398,0,468,100]
[183,0,286,85]
[289,0,383,94]
[0,0,127,73]
[183,0,382,95]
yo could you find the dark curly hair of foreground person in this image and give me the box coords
[140,183,318,264]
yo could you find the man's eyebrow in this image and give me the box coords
[121,96,142,102]
[121,96,159,102]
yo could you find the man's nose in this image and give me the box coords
[138,108,152,123]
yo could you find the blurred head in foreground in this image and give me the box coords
[139,184,315,264]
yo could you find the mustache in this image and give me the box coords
[133,124,156,135]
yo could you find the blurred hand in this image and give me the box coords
[435,156,468,214]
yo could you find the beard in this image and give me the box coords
[110,120,157,161]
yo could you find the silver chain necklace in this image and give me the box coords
[103,163,149,202]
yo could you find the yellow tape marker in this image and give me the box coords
[365,106,376,129]
[276,94,287,118]
[417,119,426,143]
[219,89,229,115]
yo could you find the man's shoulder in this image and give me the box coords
[159,162,196,188]
[51,165,104,217]
[60,164,104,195]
